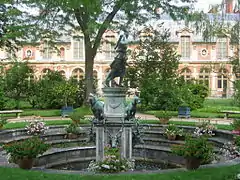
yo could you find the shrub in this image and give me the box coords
[171,136,215,162]
[65,123,81,134]
[155,111,172,119]
[3,136,50,163]
[69,111,86,125]
[231,119,240,130]
[165,124,184,136]
[220,138,240,160]
[0,117,7,128]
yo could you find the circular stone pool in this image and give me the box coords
[0,124,235,172]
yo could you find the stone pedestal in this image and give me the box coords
[95,87,133,161]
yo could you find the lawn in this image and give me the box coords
[1,106,93,118]
[144,98,240,119]
[2,119,233,131]
[0,164,240,180]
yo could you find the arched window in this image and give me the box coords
[181,67,192,82]
[72,68,84,81]
[93,70,98,80]
[217,69,228,89]
[60,47,65,59]
[199,67,210,87]
[41,68,51,77]
[59,70,66,77]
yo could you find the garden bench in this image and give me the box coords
[0,110,23,119]
[61,106,74,117]
[220,110,240,119]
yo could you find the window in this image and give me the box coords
[42,42,52,59]
[25,50,32,58]
[59,70,65,77]
[181,36,191,58]
[217,37,228,59]
[73,37,84,59]
[60,47,65,59]
[41,68,51,78]
[199,68,210,87]
[72,68,84,81]
[93,70,98,80]
[201,49,208,57]
[217,69,228,89]
[181,68,192,82]
[105,36,115,59]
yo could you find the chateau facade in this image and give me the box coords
[0,0,239,98]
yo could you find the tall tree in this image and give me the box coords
[4,61,34,109]
[130,27,180,109]
[0,1,31,55]
[17,0,194,99]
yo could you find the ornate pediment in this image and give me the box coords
[176,27,194,36]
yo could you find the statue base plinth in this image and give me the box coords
[95,87,133,161]
[95,122,134,161]
[102,87,127,122]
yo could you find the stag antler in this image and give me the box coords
[106,128,123,148]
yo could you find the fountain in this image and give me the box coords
[90,32,136,162]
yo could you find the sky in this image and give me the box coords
[194,0,223,12]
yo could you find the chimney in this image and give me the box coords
[225,0,233,13]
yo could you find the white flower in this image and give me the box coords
[101,164,110,169]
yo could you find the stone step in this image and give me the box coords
[142,137,184,147]
[0,132,88,144]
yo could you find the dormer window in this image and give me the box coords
[42,41,52,59]
[217,37,228,59]
[105,36,115,59]
[73,36,84,59]
[181,36,190,58]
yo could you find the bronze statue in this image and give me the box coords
[103,32,128,87]
[88,93,104,122]
[125,93,140,121]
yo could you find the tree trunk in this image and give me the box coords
[84,47,95,102]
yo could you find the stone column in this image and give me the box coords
[95,126,104,161]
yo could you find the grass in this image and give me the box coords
[144,98,240,119]
[1,106,93,118]
[2,119,232,131]
[0,164,240,180]
[3,119,90,129]
[139,120,233,131]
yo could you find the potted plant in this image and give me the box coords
[171,136,214,170]
[65,123,81,139]
[155,111,172,124]
[3,136,50,169]
[25,117,48,135]
[231,119,240,135]
[69,111,86,125]
[194,120,216,137]
[164,124,184,140]
[0,117,7,129]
